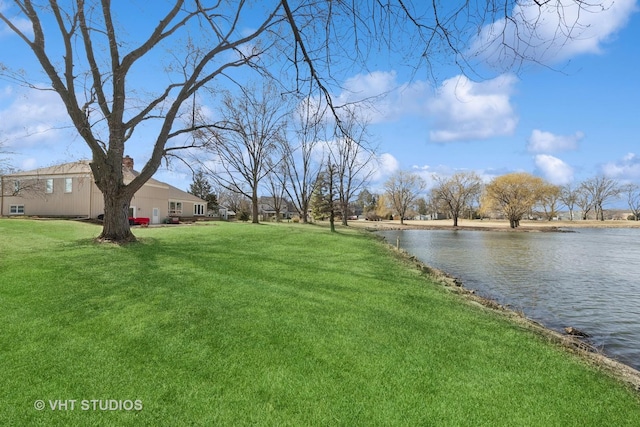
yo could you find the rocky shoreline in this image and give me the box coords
[382,236,640,394]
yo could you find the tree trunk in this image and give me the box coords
[97,190,136,243]
[252,188,259,224]
[329,206,335,232]
[341,201,348,226]
[453,215,458,227]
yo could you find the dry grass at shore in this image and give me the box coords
[350,218,640,232]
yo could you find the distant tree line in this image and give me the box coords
[349,171,639,230]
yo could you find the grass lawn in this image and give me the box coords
[1,219,639,426]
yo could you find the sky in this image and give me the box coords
[1,0,639,196]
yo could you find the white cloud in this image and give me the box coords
[534,154,574,185]
[377,152,399,176]
[527,129,583,153]
[0,86,71,147]
[602,152,640,180]
[426,74,518,142]
[0,2,33,38]
[472,0,637,66]
[332,71,430,124]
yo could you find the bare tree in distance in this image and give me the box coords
[281,96,327,223]
[384,171,427,225]
[0,0,609,242]
[263,160,289,222]
[580,175,621,221]
[329,111,377,226]
[216,187,247,218]
[623,183,640,221]
[431,172,483,227]
[560,183,579,220]
[575,186,595,220]
[538,182,562,221]
[201,82,288,224]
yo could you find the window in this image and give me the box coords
[10,205,24,215]
[64,178,72,193]
[45,178,53,194]
[194,203,205,216]
[169,201,182,215]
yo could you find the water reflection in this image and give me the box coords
[378,228,640,370]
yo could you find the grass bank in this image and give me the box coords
[0,219,638,425]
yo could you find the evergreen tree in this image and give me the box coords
[189,169,218,211]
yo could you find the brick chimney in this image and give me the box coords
[122,155,134,170]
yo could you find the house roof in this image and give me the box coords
[4,160,93,177]
[3,159,205,203]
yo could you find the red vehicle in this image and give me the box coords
[128,217,150,226]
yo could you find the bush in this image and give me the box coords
[628,214,638,221]
[291,216,300,223]
[238,211,250,222]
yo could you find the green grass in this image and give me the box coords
[0,219,639,426]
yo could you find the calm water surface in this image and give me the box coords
[378,228,640,370]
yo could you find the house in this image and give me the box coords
[0,156,207,224]
[257,196,295,221]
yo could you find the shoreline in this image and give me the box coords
[358,221,640,393]
[349,218,640,233]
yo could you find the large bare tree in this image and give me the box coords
[0,1,283,241]
[0,0,607,242]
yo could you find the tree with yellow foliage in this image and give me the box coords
[481,173,546,228]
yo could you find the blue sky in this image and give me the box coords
[1,0,639,194]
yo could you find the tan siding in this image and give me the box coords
[1,176,95,217]
[1,160,204,221]
[130,184,168,221]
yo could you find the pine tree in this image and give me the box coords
[189,169,218,211]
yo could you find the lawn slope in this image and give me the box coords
[0,220,638,426]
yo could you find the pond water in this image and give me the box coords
[377,228,640,370]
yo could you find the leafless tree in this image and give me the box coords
[580,176,621,221]
[575,186,595,220]
[384,171,426,225]
[559,183,579,220]
[328,112,376,226]
[537,183,562,221]
[202,83,288,224]
[216,188,247,218]
[0,1,286,241]
[0,0,607,242]
[263,161,289,222]
[623,183,640,221]
[431,172,483,227]
[281,96,327,223]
